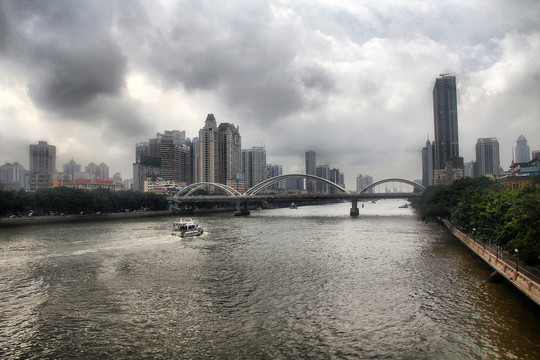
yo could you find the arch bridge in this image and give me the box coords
[171,174,424,216]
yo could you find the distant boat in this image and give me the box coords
[289,203,298,209]
[398,203,409,208]
[172,218,203,238]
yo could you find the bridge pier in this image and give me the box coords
[234,201,251,216]
[350,198,359,216]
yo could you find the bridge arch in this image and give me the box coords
[245,173,348,196]
[174,182,242,198]
[359,178,425,194]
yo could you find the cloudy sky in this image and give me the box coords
[1,0,539,189]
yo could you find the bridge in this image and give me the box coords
[171,174,425,216]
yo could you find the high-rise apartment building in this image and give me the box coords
[199,114,241,185]
[0,162,27,190]
[266,164,284,190]
[305,150,316,192]
[433,75,459,171]
[475,138,500,177]
[29,141,56,190]
[356,174,373,193]
[29,141,56,174]
[515,135,531,163]
[315,164,330,193]
[329,168,345,193]
[242,146,266,189]
[86,162,110,180]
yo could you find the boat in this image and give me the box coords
[398,203,409,208]
[172,218,204,238]
[289,203,298,209]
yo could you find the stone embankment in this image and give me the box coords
[442,218,540,306]
[0,210,173,228]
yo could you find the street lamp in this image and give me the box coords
[515,248,519,273]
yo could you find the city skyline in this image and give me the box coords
[0,1,539,189]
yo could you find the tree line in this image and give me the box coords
[0,187,169,217]
[412,176,540,266]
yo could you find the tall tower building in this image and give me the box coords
[433,75,459,170]
[421,138,434,187]
[475,138,500,177]
[515,135,531,163]
[305,150,316,192]
[29,141,56,174]
[242,146,266,189]
[198,114,241,185]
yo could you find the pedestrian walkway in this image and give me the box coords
[442,219,540,306]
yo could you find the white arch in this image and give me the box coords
[360,178,425,193]
[245,173,348,196]
[174,182,242,199]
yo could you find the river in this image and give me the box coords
[1,200,539,359]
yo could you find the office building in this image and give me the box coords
[242,146,266,189]
[515,135,531,163]
[305,150,316,192]
[199,114,241,185]
[433,75,459,171]
[475,138,500,177]
[532,150,540,161]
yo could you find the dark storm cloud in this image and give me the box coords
[134,0,336,121]
[0,0,150,137]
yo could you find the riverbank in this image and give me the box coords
[441,218,540,306]
[0,210,173,228]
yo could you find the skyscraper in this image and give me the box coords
[515,135,531,163]
[242,146,266,189]
[198,114,241,185]
[433,75,459,170]
[305,150,316,192]
[421,138,434,187]
[475,138,500,177]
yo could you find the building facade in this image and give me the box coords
[305,150,316,192]
[315,164,330,193]
[475,137,500,177]
[242,146,266,189]
[421,138,434,187]
[356,174,373,193]
[0,162,27,190]
[433,75,459,171]
[198,114,242,185]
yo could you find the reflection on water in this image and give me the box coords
[1,200,539,359]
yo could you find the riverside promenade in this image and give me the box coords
[442,219,540,306]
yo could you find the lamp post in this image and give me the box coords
[514,248,519,273]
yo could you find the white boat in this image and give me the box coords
[289,203,298,209]
[172,218,204,238]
